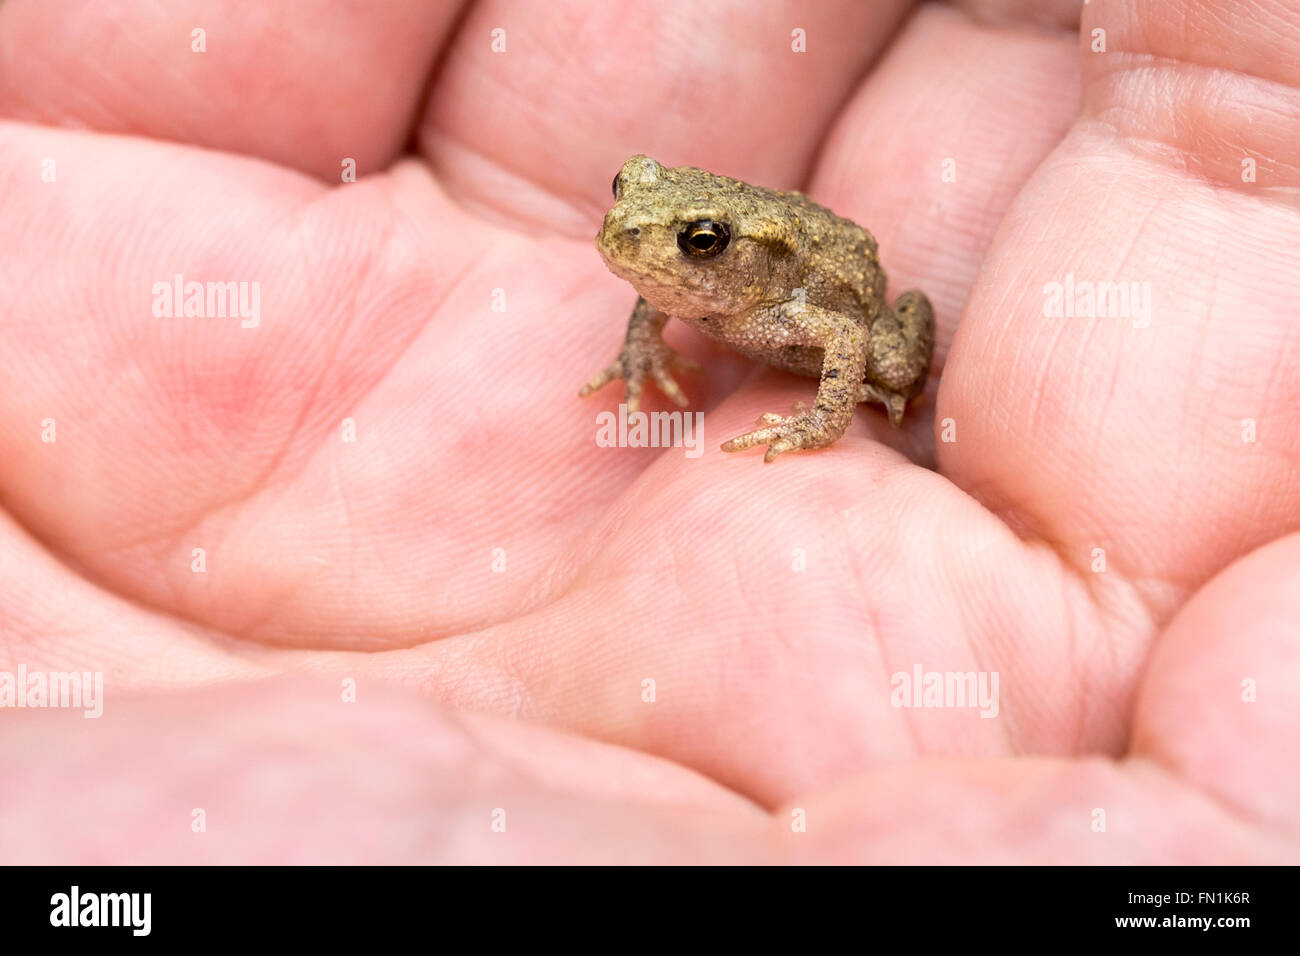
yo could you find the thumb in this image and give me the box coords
[1132,532,1300,836]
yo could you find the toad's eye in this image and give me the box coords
[612,173,622,199]
[677,220,731,259]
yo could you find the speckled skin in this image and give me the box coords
[581,155,934,462]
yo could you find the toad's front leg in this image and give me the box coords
[579,296,700,414]
[722,309,867,463]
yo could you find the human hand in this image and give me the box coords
[0,0,1295,863]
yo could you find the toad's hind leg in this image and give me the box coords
[858,290,935,427]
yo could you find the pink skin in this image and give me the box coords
[0,0,1297,862]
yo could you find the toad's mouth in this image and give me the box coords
[598,249,705,292]
[598,257,730,315]
[600,256,668,288]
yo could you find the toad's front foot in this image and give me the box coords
[579,342,700,415]
[721,406,849,463]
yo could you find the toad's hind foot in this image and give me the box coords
[857,383,909,428]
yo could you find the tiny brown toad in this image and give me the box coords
[581,155,934,462]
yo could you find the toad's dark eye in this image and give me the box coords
[612,173,622,199]
[677,220,731,259]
